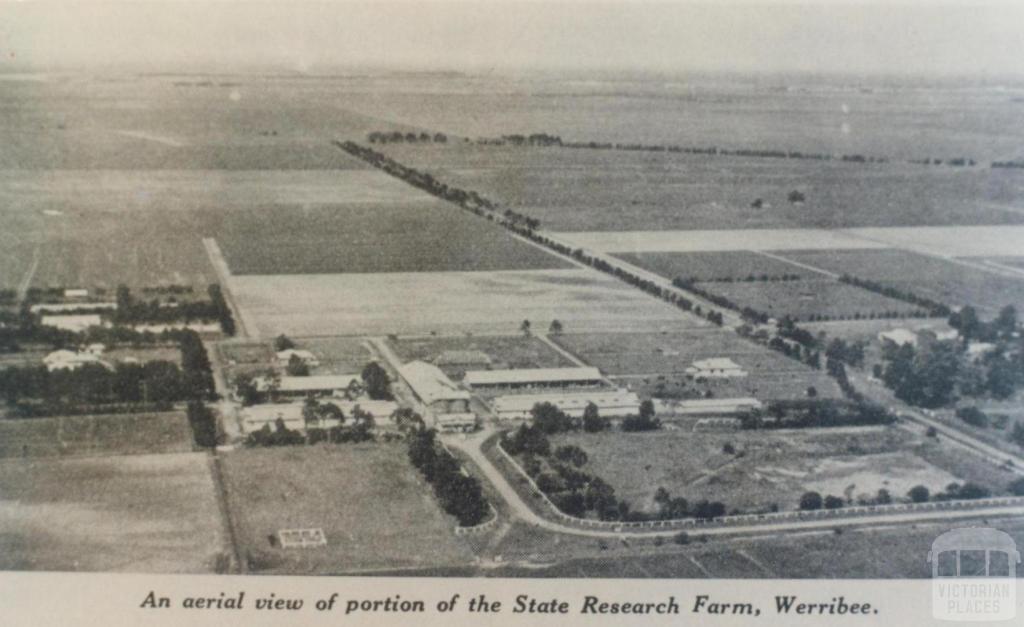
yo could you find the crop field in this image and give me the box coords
[0,170,435,214]
[0,76,422,170]
[387,334,576,379]
[228,269,698,338]
[0,412,194,458]
[216,203,569,275]
[0,452,227,572]
[549,427,968,515]
[220,444,473,574]
[706,279,926,321]
[613,250,808,282]
[552,330,842,401]
[380,143,1024,231]
[776,248,1024,314]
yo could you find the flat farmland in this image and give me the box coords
[220,444,473,574]
[614,250,808,282]
[337,78,1024,163]
[387,335,575,379]
[555,228,884,253]
[0,453,227,572]
[550,427,967,515]
[706,279,926,321]
[216,203,569,275]
[380,144,1024,231]
[0,170,435,214]
[0,206,218,291]
[0,412,194,458]
[228,269,698,338]
[552,330,842,401]
[0,76,416,170]
[777,248,1024,314]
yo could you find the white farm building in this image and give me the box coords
[685,358,747,379]
[463,366,605,390]
[398,361,476,431]
[490,389,641,421]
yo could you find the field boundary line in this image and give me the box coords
[16,244,41,304]
[201,237,254,339]
[748,249,839,279]
[208,451,246,574]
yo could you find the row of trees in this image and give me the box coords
[340,141,734,329]
[367,131,448,144]
[838,275,950,317]
[739,399,897,430]
[408,428,490,526]
[336,141,539,231]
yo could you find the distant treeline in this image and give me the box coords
[367,131,448,144]
[467,133,994,169]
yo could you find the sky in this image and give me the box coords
[2,1,1023,78]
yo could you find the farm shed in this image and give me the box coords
[668,397,763,416]
[40,314,105,333]
[253,374,361,397]
[685,358,747,378]
[490,389,641,420]
[463,366,605,390]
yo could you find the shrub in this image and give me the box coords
[673,531,690,545]
[799,491,823,510]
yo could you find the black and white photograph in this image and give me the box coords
[0,1,1022,623]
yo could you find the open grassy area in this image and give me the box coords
[553,330,841,401]
[614,250,808,282]
[219,443,473,574]
[0,452,226,572]
[387,334,576,379]
[778,248,1024,315]
[379,143,1024,231]
[0,412,194,458]
[706,279,926,321]
[229,269,696,338]
[549,427,974,515]
[216,202,569,275]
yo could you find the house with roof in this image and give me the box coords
[685,358,747,378]
[276,349,320,367]
[878,328,919,347]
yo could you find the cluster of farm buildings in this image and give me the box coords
[233,342,765,436]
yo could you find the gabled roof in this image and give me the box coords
[464,367,603,386]
[691,358,742,370]
[399,361,470,403]
[255,374,360,393]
